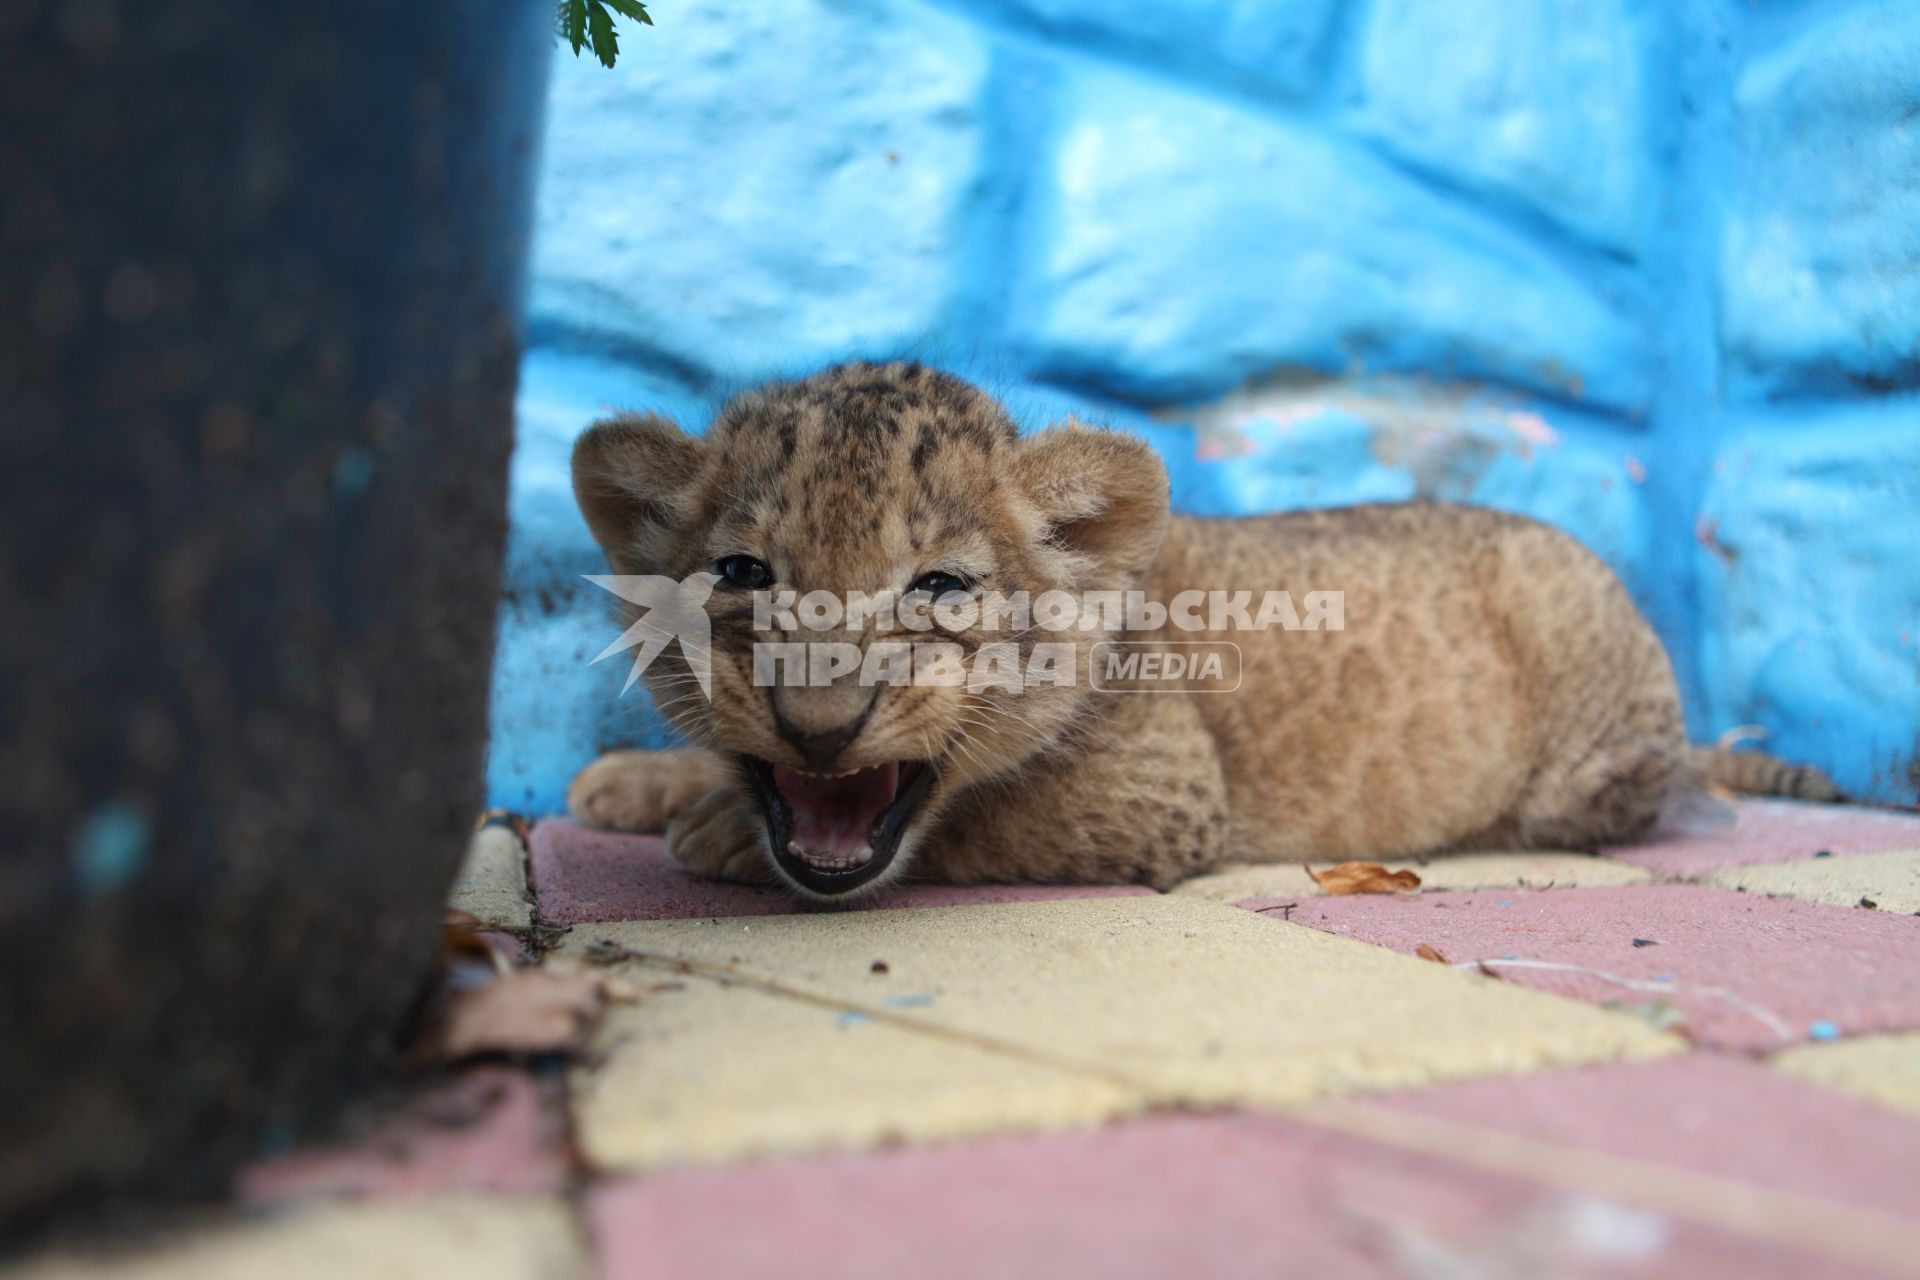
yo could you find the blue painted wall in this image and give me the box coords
[488,0,1920,814]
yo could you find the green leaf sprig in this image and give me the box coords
[557,0,652,69]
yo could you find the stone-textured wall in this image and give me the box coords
[489,0,1920,813]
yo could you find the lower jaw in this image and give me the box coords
[776,849,895,897]
[740,758,934,897]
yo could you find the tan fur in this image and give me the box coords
[567,362,1837,893]
[1689,746,1842,802]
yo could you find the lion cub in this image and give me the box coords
[567,362,1833,897]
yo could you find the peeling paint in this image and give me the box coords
[1694,517,1737,566]
[1166,371,1565,501]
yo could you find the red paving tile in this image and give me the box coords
[529,820,1153,924]
[239,1066,567,1204]
[589,1110,1884,1280]
[1605,798,1920,878]
[1242,884,1920,1050]
[1371,1054,1920,1220]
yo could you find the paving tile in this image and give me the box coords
[1705,847,1920,915]
[447,825,533,930]
[529,820,1152,925]
[1774,1032,1920,1122]
[1605,798,1920,878]
[587,1109,1884,1280]
[1262,883,1920,1050]
[564,896,1675,1171]
[239,1067,567,1204]
[1175,851,1650,903]
[570,966,1138,1172]
[1370,1054,1920,1223]
[6,1195,585,1280]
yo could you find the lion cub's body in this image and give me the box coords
[918,504,1686,887]
[567,363,1820,894]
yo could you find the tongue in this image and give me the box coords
[773,762,900,870]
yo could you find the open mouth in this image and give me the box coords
[742,757,936,895]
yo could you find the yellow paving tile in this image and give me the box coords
[1173,851,1651,902]
[575,972,1139,1171]
[6,1195,584,1280]
[1773,1032,1920,1122]
[1703,847,1920,914]
[565,896,1678,1171]
[447,825,533,930]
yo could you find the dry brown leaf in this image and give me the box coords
[442,910,513,976]
[544,955,649,1004]
[1415,943,1449,964]
[1306,861,1422,896]
[441,968,623,1059]
[472,808,532,841]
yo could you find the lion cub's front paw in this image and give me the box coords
[665,788,775,886]
[567,749,729,832]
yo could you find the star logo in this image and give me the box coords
[585,572,719,699]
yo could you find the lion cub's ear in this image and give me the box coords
[571,413,709,575]
[1011,421,1170,581]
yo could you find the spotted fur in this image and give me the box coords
[568,362,1837,894]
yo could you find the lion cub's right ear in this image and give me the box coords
[571,413,709,575]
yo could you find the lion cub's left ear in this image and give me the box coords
[1010,422,1170,581]
[572,412,709,575]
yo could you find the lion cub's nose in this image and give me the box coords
[774,687,879,772]
[784,721,865,772]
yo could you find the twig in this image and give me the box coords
[1454,958,1792,1039]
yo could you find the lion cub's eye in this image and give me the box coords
[909,571,972,600]
[715,555,773,589]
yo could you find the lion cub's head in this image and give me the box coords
[573,362,1168,895]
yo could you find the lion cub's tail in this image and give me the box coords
[1687,746,1843,802]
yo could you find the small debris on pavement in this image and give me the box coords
[473,809,532,841]
[442,909,512,976]
[416,913,649,1063]
[1808,1020,1842,1042]
[1415,943,1449,964]
[870,960,890,974]
[1858,897,1878,909]
[1305,861,1422,896]
[883,993,936,1008]
[1632,938,1658,948]
[1601,996,1685,1032]
[440,961,642,1060]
